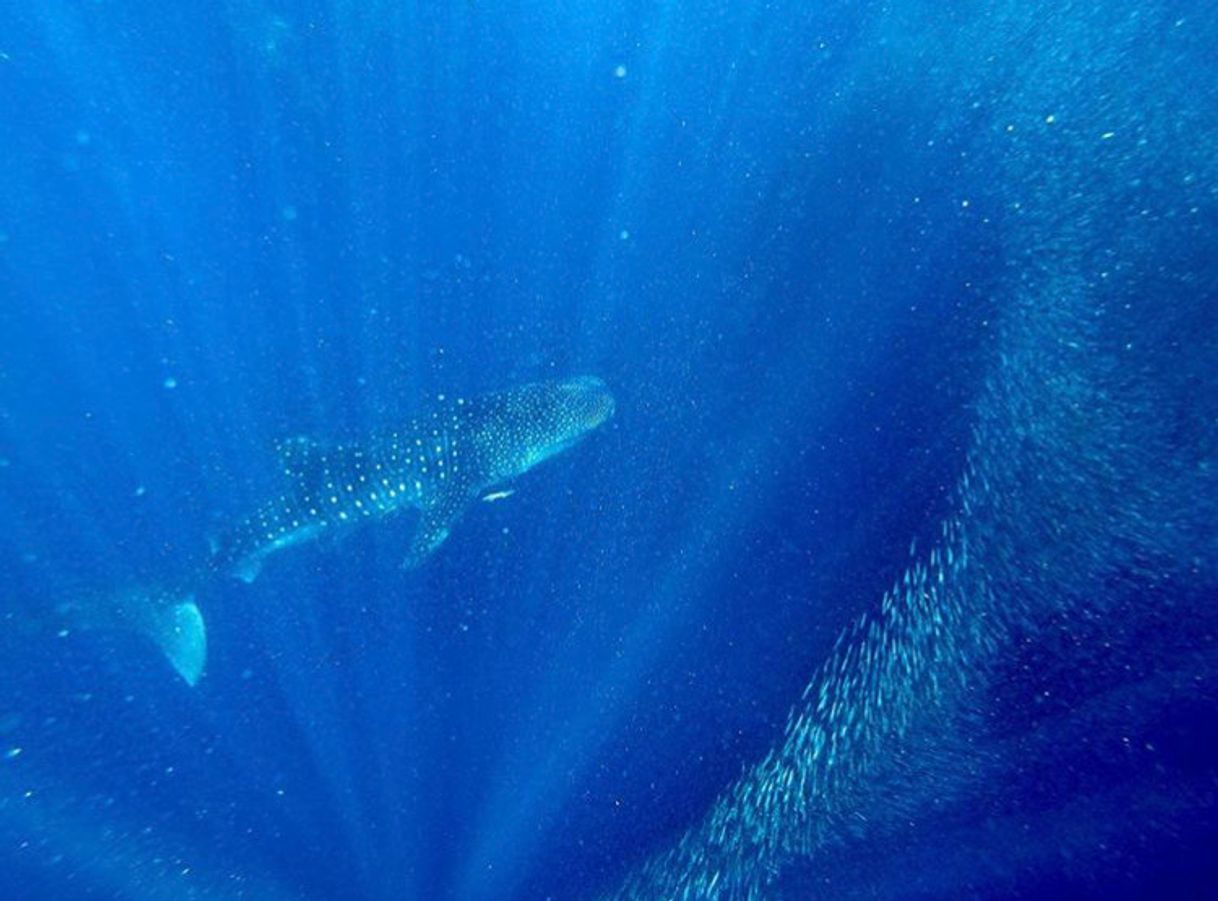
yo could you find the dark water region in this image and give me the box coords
[0,1,1215,899]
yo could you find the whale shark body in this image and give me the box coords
[67,376,614,686]
[213,375,615,581]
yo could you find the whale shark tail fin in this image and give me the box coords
[58,588,208,687]
[142,599,207,687]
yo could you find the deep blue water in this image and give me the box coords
[1,2,1216,899]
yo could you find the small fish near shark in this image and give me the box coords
[57,376,615,687]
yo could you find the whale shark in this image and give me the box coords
[210,375,616,582]
[67,376,614,687]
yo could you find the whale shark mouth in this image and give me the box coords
[585,392,616,426]
[562,376,616,428]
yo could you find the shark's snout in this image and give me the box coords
[561,375,616,430]
[476,375,615,485]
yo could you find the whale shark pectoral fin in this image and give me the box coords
[401,500,465,570]
[401,524,451,570]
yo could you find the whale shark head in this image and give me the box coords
[470,375,615,487]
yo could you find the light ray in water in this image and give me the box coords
[610,1,1218,894]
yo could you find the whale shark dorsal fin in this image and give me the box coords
[276,435,326,487]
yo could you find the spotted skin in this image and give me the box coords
[212,376,615,580]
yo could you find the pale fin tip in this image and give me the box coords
[151,601,207,687]
[233,557,263,584]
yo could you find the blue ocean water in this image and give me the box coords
[1,1,1215,899]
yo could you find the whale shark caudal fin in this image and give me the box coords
[143,600,207,687]
[58,590,208,687]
